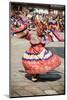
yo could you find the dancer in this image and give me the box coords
[22,15,61,82]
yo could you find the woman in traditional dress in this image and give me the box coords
[22,15,61,82]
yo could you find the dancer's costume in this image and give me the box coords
[22,27,61,74]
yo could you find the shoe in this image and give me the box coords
[32,75,38,82]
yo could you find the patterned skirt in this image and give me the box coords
[22,44,61,74]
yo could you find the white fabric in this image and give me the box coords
[23,48,52,60]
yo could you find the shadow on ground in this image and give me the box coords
[47,47,64,58]
[19,70,61,82]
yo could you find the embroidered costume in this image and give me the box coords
[22,24,61,74]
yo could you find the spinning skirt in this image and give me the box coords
[22,44,61,74]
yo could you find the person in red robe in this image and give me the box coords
[22,15,61,82]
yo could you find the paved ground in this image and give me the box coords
[10,36,65,97]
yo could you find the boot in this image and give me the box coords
[32,74,39,82]
[32,74,37,82]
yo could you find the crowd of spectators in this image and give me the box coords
[10,6,64,41]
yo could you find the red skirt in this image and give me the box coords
[22,44,61,74]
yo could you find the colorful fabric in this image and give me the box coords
[22,44,61,74]
[10,16,31,33]
[11,24,26,33]
[53,30,64,41]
